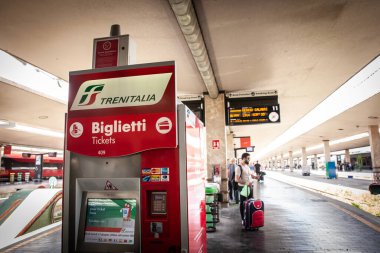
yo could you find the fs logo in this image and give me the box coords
[78,84,104,106]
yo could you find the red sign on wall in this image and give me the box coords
[94,38,119,68]
[212,140,220,149]
[3,145,11,154]
[67,62,177,157]
[240,137,251,148]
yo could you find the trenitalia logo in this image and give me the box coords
[70,73,172,111]
[78,84,104,106]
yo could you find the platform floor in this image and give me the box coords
[276,169,371,190]
[207,177,380,252]
[2,176,380,253]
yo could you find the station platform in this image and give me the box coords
[2,175,380,252]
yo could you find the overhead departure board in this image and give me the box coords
[225,93,280,126]
[228,105,280,125]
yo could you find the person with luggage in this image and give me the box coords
[235,153,259,227]
[254,161,266,182]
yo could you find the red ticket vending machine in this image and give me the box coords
[62,62,207,253]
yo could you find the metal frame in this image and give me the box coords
[178,103,189,251]
[72,61,175,76]
[77,189,140,253]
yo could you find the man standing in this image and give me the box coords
[227,158,237,203]
[235,153,258,226]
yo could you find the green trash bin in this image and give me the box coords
[205,195,215,204]
[205,185,218,194]
[206,213,213,222]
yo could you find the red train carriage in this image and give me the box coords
[0,154,63,182]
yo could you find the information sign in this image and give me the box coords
[67,62,176,157]
[228,104,280,126]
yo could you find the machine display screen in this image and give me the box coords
[84,198,136,245]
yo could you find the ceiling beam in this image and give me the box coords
[168,0,219,98]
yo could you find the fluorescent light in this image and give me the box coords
[350,146,371,154]
[306,144,323,152]
[8,122,64,138]
[330,132,369,145]
[8,145,63,156]
[254,55,380,160]
[0,119,15,128]
[283,130,377,156]
[0,50,68,104]
[292,150,301,155]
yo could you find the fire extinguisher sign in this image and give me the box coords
[212,140,220,149]
[67,62,177,157]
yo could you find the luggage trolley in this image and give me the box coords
[205,183,220,232]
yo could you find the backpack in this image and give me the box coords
[238,164,243,179]
[232,165,243,190]
[237,165,253,196]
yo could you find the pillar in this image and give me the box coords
[226,133,234,160]
[344,149,350,163]
[314,154,318,170]
[323,140,330,163]
[368,125,380,183]
[302,147,307,167]
[289,151,293,171]
[281,153,284,169]
[274,155,277,169]
[205,94,228,202]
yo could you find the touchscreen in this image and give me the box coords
[84,198,136,245]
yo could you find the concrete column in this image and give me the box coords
[302,147,307,167]
[314,154,318,170]
[323,140,330,163]
[274,156,277,169]
[368,125,380,183]
[289,151,293,171]
[226,133,234,160]
[205,94,228,202]
[344,149,350,163]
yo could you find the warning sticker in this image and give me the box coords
[104,180,118,190]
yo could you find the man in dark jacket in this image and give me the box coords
[227,158,237,203]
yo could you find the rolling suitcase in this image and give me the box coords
[244,198,264,230]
